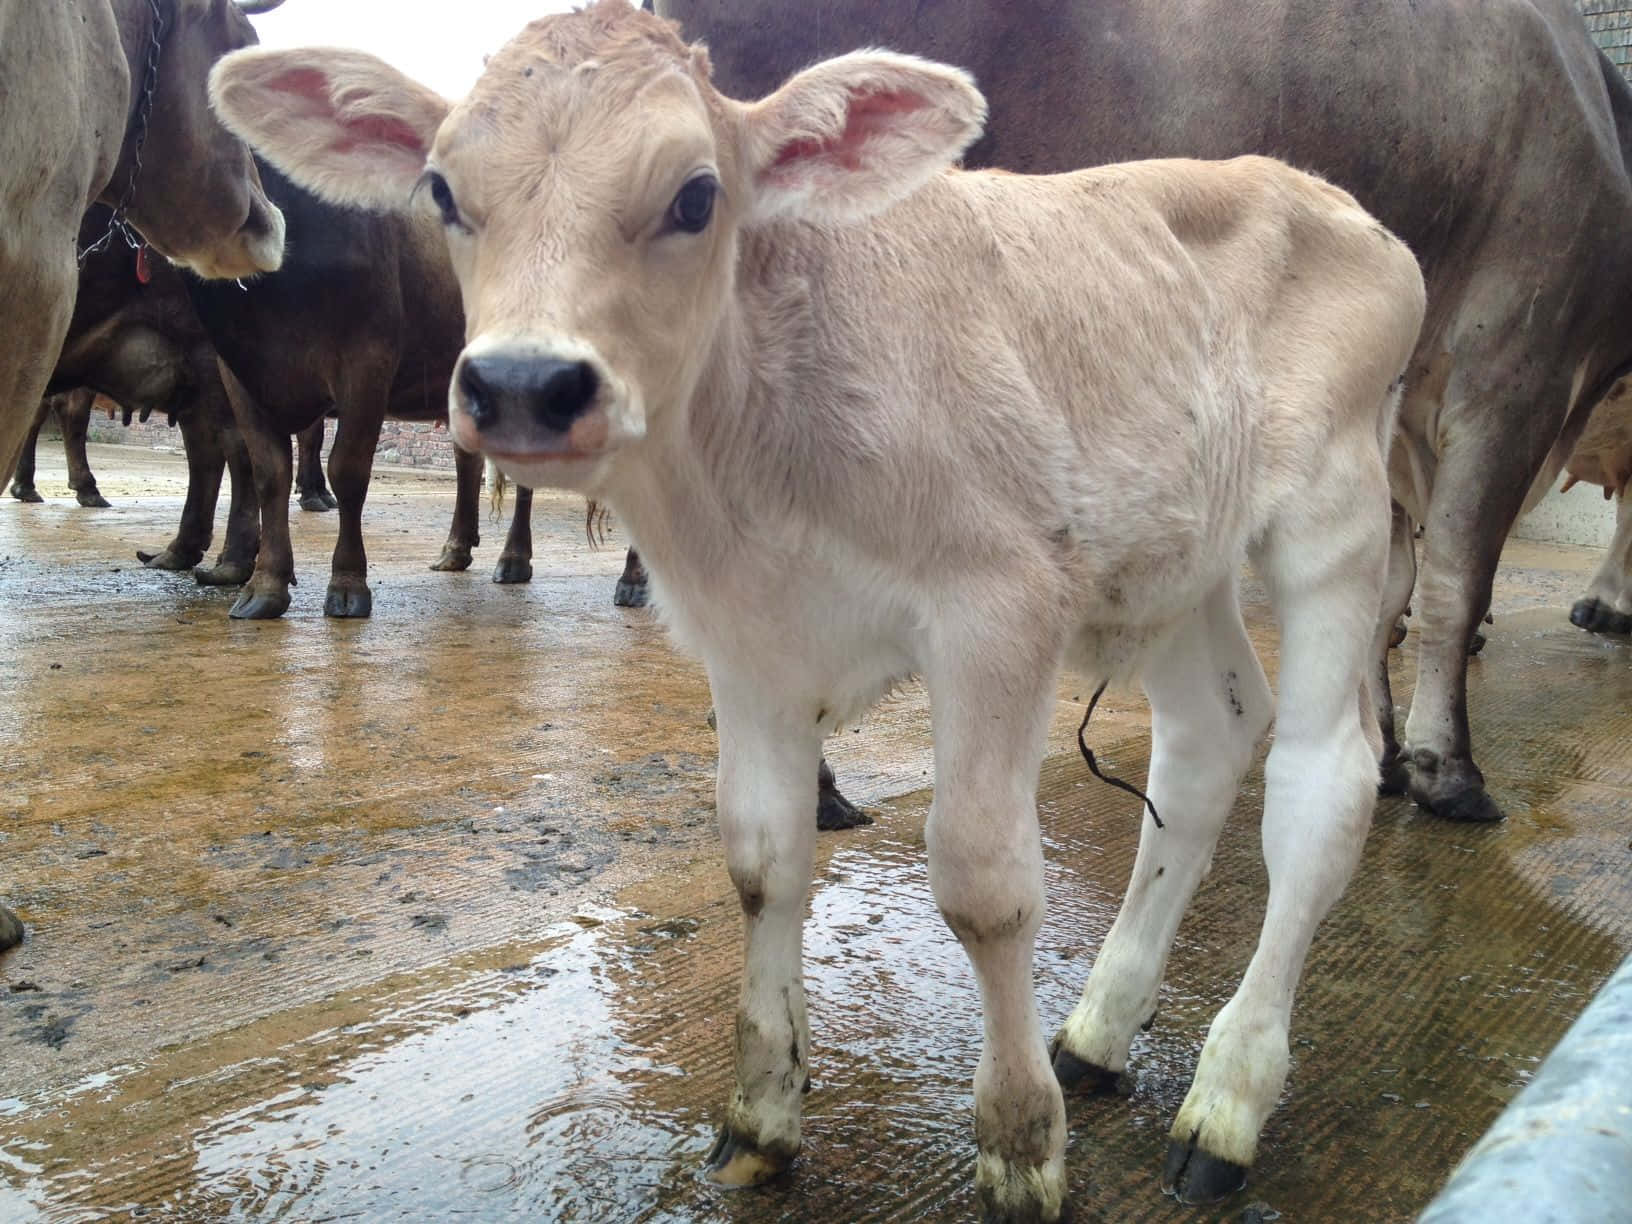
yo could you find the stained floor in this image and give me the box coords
[1,444,1629,1223]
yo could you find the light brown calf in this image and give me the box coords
[211,3,1426,1216]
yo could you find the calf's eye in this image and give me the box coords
[425,171,463,229]
[668,175,717,234]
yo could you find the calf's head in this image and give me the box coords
[125,0,286,278]
[209,0,984,491]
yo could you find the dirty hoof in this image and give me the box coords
[324,582,373,619]
[10,484,43,504]
[196,559,254,587]
[614,576,649,607]
[77,489,112,508]
[0,904,22,953]
[1468,630,1487,656]
[1377,749,1409,797]
[139,545,205,571]
[492,555,533,584]
[1424,786,1504,824]
[816,786,871,831]
[1050,1042,1128,1096]
[298,492,336,513]
[429,545,474,573]
[1163,1137,1247,1205]
[229,586,291,620]
[1388,618,1407,649]
[702,1128,790,1187]
[1570,598,1632,636]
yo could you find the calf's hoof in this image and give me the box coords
[138,545,205,572]
[613,576,649,607]
[77,489,111,508]
[230,585,292,620]
[196,559,254,587]
[1162,1137,1247,1206]
[1388,618,1407,649]
[1468,630,1487,656]
[975,1152,1069,1224]
[492,555,533,585]
[1570,598,1632,636]
[1377,748,1410,797]
[1406,751,1504,823]
[429,545,474,573]
[10,485,42,503]
[702,1128,791,1188]
[324,582,373,619]
[816,785,872,832]
[298,492,336,513]
[0,904,22,953]
[1049,1041,1129,1097]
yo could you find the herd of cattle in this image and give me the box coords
[4,0,1631,1219]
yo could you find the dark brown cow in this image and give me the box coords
[653,0,1632,831]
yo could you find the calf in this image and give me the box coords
[1561,380,1632,635]
[213,4,1424,1216]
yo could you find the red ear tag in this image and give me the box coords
[135,245,152,285]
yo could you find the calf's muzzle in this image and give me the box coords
[459,355,600,435]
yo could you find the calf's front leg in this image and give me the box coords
[704,682,820,1186]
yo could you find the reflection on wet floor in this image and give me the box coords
[1,447,1630,1221]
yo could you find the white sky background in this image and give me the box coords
[249,2,577,97]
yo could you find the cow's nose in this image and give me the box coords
[458,356,599,434]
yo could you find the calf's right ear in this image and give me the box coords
[209,48,450,213]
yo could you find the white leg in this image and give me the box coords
[1571,489,1632,634]
[701,674,821,1185]
[1165,455,1388,1204]
[1052,581,1272,1088]
[924,640,1068,1223]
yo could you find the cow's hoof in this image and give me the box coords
[1407,750,1504,823]
[230,586,291,620]
[77,489,111,508]
[1163,1138,1247,1205]
[1571,598,1632,636]
[1425,786,1504,824]
[195,559,254,587]
[613,576,649,607]
[702,1128,790,1187]
[1378,749,1410,797]
[492,556,533,584]
[976,1152,1070,1223]
[0,904,22,953]
[324,582,373,619]
[10,485,42,503]
[1049,1042,1128,1096]
[1468,630,1487,656]
[139,545,205,571]
[298,492,336,513]
[429,545,474,573]
[816,786,871,831]
[1388,618,1407,649]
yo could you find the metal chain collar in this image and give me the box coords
[79,0,165,264]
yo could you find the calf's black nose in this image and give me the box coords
[458,355,599,434]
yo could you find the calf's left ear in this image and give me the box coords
[740,51,987,226]
[209,47,451,213]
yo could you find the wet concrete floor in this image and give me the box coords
[1,443,1629,1222]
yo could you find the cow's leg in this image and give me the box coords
[614,546,648,606]
[430,445,482,572]
[492,484,534,584]
[222,363,297,620]
[1374,504,1417,794]
[57,389,108,507]
[197,410,261,586]
[295,418,336,512]
[323,389,388,618]
[1163,460,1386,1205]
[926,642,1067,1223]
[1570,489,1632,635]
[702,679,820,1187]
[9,399,51,503]
[1051,581,1271,1096]
[1400,406,1558,822]
[139,405,223,571]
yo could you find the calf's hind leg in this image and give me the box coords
[59,389,108,507]
[9,399,50,502]
[1163,458,1387,1204]
[1051,580,1272,1095]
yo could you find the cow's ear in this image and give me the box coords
[209,47,450,213]
[739,51,986,226]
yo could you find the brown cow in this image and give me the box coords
[211,3,1425,1214]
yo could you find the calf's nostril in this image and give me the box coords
[459,361,498,429]
[532,360,600,432]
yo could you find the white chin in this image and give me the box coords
[491,452,610,494]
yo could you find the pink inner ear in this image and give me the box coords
[264,67,424,155]
[770,87,929,174]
